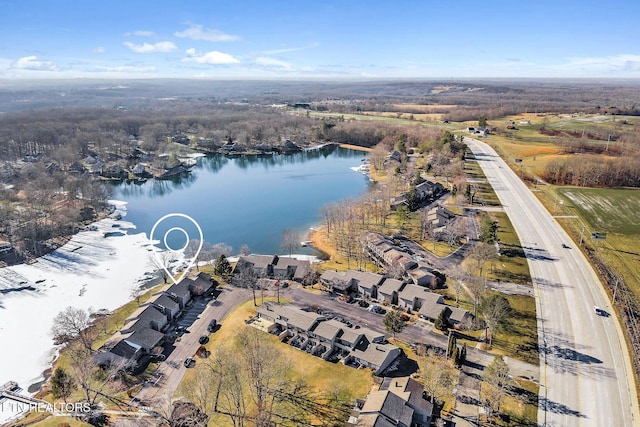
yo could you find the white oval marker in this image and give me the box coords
[149,213,203,284]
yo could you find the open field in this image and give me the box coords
[556,187,640,299]
[458,113,640,178]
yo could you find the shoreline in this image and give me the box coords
[339,143,373,152]
[0,200,159,395]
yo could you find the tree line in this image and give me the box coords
[543,155,640,187]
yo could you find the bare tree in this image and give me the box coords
[417,347,454,404]
[466,275,486,318]
[67,343,131,408]
[481,355,514,423]
[448,265,467,306]
[480,294,512,347]
[469,242,498,276]
[51,306,95,350]
[280,228,300,257]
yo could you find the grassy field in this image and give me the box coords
[177,299,374,427]
[556,187,640,299]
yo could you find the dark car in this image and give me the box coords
[198,335,209,345]
[207,319,218,332]
[184,357,195,368]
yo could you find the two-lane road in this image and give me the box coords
[465,138,638,426]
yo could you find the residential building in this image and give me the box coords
[376,278,404,305]
[319,270,385,297]
[255,303,402,375]
[397,284,436,311]
[122,305,168,334]
[148,294,180,321]
[234,254,311,281]
[163,280,192,308]
[348,376,433,427]
[406,266,438,288]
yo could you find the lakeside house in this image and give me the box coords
[255,303,402,375]
[233,255,311,282]
[94,273,217,369]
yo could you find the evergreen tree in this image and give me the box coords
[383,310,406,338]
[459,343,467,367]
[50,367,75,402]
[434,308,449,332]
[452,346,460,367]
[214,254,232,279]
[447,334,457,359]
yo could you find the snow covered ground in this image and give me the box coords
[0,201,160,396]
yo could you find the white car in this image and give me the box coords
[593,306,606,316]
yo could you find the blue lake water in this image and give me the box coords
[113,146,370,255]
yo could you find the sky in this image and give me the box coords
[1,0,639,80]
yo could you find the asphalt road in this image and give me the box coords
[133,286,252,409]
[465,138,639,427]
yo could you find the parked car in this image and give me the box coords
[358,300,369,308]
[184,357,195,368]
[207,319,218,332]
[199,335,209,345]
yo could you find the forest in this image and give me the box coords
[1,78,639,262]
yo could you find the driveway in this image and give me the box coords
[132,285,252,409]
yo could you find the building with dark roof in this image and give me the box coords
[348,376,433,427]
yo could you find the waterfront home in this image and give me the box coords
[122,305,168,334]
[147,294,180,321]
[163,280,192,309]
[235,254,311,281]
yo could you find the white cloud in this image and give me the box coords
[255,56,293,70]
[123,41,177,53]
[92,65,157,73]
[124,30,157,37]
[262,42,319,55]
[174,24,241,42]
[182,48,239,64]
[11,56,59,71]
[563,54,640,73]
[93,46,105,54]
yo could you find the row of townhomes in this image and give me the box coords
[94,272,216,368]
[360,232,446,289]
[233,254,311,281]
[255,303,402,376]
[348,376,434,427]
[389,179,445,212]
[319,269,471,328]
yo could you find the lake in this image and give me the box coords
[114,145,371,255]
